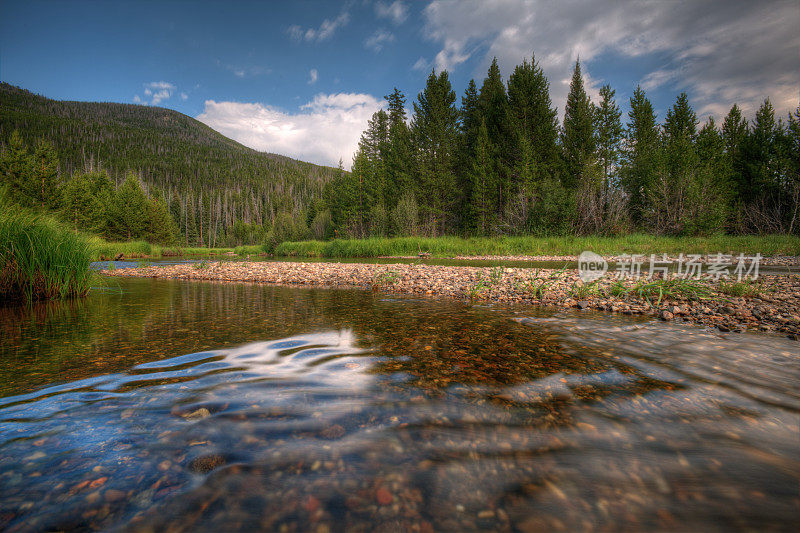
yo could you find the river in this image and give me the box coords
[1,277,797,531]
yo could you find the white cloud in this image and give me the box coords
[412,57,430,72]
[365,29,395,52]
[420,0,800,120]
[308,69,318,84]
[216,60,268,79]
[375,1,408,25]
[287,8,350,42]
[196,93,385,169]
[180,92,188,101]
[135,81,177,106]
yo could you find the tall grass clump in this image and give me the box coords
[1,198,94,302]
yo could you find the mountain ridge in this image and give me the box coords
[0,82,340,243]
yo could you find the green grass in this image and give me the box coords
[568,281,604,299]
[233,244,268,256]
[371,268,400,289]
[274,240,327,257]
[626,278,715,305]
[1,199,94,302]
[87,239,249,261]
[718,279,761,298]
[275,234,800,259]
[89,238,156,259]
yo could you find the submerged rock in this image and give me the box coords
[188,454,226,474]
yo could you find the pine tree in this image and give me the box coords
[653,92,698,233]
[688,118,732,233]
[478,58,514,217]
[0,129,33,207]
[411,69,459,234]
[507,53,560,182]
[594,84,623,211]
[108,173,150,240]
[468,119,494,235]
[738,98,792,232]
[61,172,97,233]
[722,104,749,202]
[561,60,596,189]
[620,86,660,226]
[457,79,481,230]
[382,88,412,208]
[385,88,407,127]
[146,194,178,245]
[351,109,391,228]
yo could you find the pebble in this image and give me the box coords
[375,487,393,505]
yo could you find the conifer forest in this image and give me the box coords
[2,53,799,249]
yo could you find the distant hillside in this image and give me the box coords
[0,82,340,242]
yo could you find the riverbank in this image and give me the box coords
[102,261,800,339]
[1,198,94,302]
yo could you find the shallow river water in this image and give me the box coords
[0,278,798,531]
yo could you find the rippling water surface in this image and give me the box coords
[1,278,798,531]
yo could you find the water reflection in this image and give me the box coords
[0,279,798,531]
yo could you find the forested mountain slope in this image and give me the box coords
[0,82,339,243]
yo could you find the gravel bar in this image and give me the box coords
[102,261,800,339]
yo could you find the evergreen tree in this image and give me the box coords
[383,114,414,208]
[738,99,794,232]
[722,104,749,204]
[146,192,178,244]
[468,120,494,235]
[594,84,623,210]
[507,53,560,182]
[652,92,698,233]
[478,58,514,218]
[561,60,596,189]
[60,172,98,233]
[620,86,660,225]
[360,109,390,204]
[687,118,732,234]
[108,173,150,240]
[411,69,459,234]
[456,79,481,229]
[742,99,780,204]
[0,130,33,207]
[385,88,407,127]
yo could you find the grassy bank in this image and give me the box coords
[88,238,248,260]
[275,234,800,259]
[1,202,94,302]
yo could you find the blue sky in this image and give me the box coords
[2,0,798,168]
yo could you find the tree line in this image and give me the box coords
[324,55,800,238]
[0,130,177,243]
[0,83,338,247]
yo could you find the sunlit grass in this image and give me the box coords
[1,198,94,302]
[275,234,799,259]
[719,279,761,298]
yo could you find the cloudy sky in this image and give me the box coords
[2,0,798,168]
